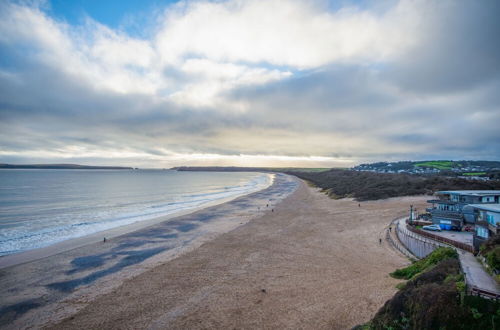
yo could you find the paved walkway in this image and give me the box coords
[395,218,500,296]
[430,230,473,245]
[458,250,500,294]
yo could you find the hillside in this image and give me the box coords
[359,248,500,329]
[172,166,328,172]
[353,160,500,177]
[0,164,133,170]
[288,169,500,201]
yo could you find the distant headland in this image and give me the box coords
[0,163,134,170]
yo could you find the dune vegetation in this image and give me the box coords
[359,248,500,330]
[287,169,500,201]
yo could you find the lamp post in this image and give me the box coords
[409,205,413,225]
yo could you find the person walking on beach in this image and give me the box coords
[379,238,382,244]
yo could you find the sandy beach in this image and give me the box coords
[0,174,429,329]
[51,181,427,329]
[0,173,297,328]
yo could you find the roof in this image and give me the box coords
[427,199,458,205]
[469,204,500,213]
[436,190,500,197]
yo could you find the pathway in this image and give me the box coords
[458,250,500,295]
[395,218,500,296]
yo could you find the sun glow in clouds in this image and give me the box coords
[0,0,499,167]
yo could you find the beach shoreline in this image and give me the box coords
[0,173,430,329]
[0,173,298,329]
[0,173,276,269]
[46,181,429,329]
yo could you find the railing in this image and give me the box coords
[406,225,475,253]
[407,219,432,227]
[470,286,500,300]
[396,220,442,259]
[427,199,459,205]
[428,209,463,220]
[488,223,499,235]
[386,218,415,259]
[396,218,499,300]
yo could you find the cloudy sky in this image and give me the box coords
[0,0,499,168]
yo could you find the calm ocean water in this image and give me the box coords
[0,169,272,256]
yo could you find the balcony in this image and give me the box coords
[475,220,498,235]
[427,199,459,205]
[429,208,463,221]
[476,220,488,226]
[488,223,499,235]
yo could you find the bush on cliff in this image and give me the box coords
[360,248,500,330]
[479,234,500,274]
[391,247,458,280]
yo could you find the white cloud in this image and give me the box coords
[156,0,419,69]
[1,0,499,166]
[0,2,161,94]
[170,58,291,107]
[0,0,420,105]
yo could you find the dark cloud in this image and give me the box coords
[387,0,500,94]
[231,66,398,112]
[0,0,499,166]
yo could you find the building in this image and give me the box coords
[427,190,500,230]
[471,204,500,251]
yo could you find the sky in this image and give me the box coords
[0,0,499,168]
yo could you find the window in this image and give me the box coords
[476,227,489,238]
[487,214,496,226]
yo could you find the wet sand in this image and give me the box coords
[0,174,298,329]
[48,182,428,329]
[0,173,276,270]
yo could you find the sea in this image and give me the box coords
[0,169,273,256]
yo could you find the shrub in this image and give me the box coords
[485,246,500,272]
[362,251,500,330]
[391,247,458,280]
[287,169,500,201]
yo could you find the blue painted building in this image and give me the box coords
[471,204,500,250]
[427,190,500,230]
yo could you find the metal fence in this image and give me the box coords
[386,218,416,259]
[386,227,413,259]
[469,286,500,300]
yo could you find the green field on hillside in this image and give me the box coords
[414,161,458,170]
[271,167,331,172]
